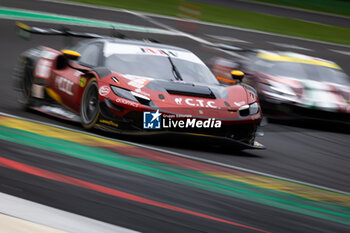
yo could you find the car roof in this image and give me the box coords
[256,50,341,70]
[89,37,205,64]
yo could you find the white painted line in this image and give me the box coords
[1,111,349,196]
[329,49,350,56]
[206,34,251,44]
[0,192,140,233]
[0,213,67,233]
[0,6,177,36]
[39,0,350,49]
[124,10,207,45]
[124,9,245,59]
[268,41,313,51]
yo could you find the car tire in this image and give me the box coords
[80,78,100,129]
[13,58,34,109]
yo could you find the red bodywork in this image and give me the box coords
[35,47,262,125]
[27,46,263,148]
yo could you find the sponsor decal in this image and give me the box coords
[56,76,73,95]
[35,58,52,79]
[99,119,119,128]
[143,110,221,129]
[175,98,182,105]
[79,77,87,87]
[124,76,151,89]
[116,98,139,108]
[41,51,57,60]
[141,47,177,57]
[128,80,145,89]
[99,85,110,96]
[182,98,217,109]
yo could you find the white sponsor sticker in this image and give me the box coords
[35,59,52,79]
[182,98,217,108]
[56,76,73,95]
[41,50,57,60]
[104,43,204,64]
[122,75,152,89]
[116,98,139,108]
[99,85,110,96]
[175,98,182,105]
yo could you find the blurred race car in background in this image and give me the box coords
[210,50,350,123]
[13,22,264,149]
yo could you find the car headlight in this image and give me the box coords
[131,91,150,101]
[239,102,259,116]
[111,85,137,102]
[249,102,259,115]
[111,85,154,106]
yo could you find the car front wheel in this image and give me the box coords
[81,78,100,129]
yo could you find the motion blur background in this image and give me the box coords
[0,1,350,233]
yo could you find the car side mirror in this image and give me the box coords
[60,50,89,73]
[61,50,81,61]
[231,70,244,82]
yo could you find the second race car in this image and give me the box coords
[210,50,350,123]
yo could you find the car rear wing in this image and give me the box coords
[16,21,104,39]
[15,21,161,44]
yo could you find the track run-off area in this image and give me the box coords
[0,113,349,232]
[0,0,350,232]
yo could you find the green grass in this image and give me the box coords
[65,0,350,46]
[253,0,350,17]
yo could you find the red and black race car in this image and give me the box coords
[13,22,264,149]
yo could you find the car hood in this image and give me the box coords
[117,74,256,119]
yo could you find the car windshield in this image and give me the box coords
[253,59,350,85]
[104,54,219,85]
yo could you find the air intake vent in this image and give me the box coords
[166,84,216,99]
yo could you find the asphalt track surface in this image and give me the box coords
[0,0,350,232]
